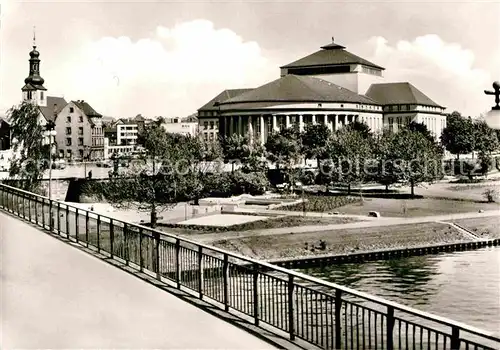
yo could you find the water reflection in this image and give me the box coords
[296,247,500,332]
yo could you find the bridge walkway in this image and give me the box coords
[0,211,278,349]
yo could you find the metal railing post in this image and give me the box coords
[65,205,69,237]
[75,208,79,242]
[253,264,259,326]
[85,211,89,247]
[57,202,61,234]
[223,254,229,312]
[155,231,160,280]
[41,198,45,227]
[451,326,460,350]
[124,223,129,265]
[49,199,53,231]
[198,246,203,299]
[335,289,343,350]
[288,275,295,340]
[110,219,114,258]
[175,239,181,288]
[387,306,395,350]
[97,215,101,253]
[139,227,143,272]
[34,196,38,224]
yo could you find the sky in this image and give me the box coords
[1,0,499,119]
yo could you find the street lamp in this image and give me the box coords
[484,81,500,129]
[43,120,57,200]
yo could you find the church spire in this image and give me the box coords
[22,29,47,105]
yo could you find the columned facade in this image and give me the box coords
[215,110,383,145]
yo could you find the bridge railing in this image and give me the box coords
[1,182,499,350]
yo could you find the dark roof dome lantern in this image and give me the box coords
[320,36,346,50]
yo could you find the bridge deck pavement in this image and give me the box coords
[0,212,277,349]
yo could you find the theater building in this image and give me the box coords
[198,39,446,143]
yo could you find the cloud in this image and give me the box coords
[50,19,275,118]
[364,34,493,116]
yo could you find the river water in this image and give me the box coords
[297,247,500,333]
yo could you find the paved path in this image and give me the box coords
[190,210,500,242]
[0,212,277,349]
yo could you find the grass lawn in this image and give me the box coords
[451,216,500,239]
[211,222,473,260]
[334,197,500,218]
[159,215,360,235]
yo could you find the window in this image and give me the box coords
[66,150,72,158]
[69,107,74,113]
[66,127,72,135]
[27,91,33,100]
[397,117,403,128]
[79,116,83,123]
[66,138,72,146]
[78,127,83,135]
[209,121,214,129]
[203,122,208,130]
[40,91,44,100]
[79,149,84,158]
[78,138,83,146]
[67,116,71,123]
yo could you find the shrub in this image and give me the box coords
[230,171,269,196]
[282,194,359,212]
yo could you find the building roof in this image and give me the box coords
[72,100,103,118]
[220,74,379,109]
[365,82,443,108]
[281,40,385,70]
[198,89,254,111]
[39,96,68,122]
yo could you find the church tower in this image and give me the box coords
[21,29,47,107]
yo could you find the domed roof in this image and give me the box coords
[29,46,40,59]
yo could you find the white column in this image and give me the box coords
[327,114,333,132]
[248,115,253,144]
[299,114,304,132]
[238,116,242,136]
[260,115,265,144]
[229,116,234,136]
[312,114,317,125]
[272,115,278,132]
[335,115,339,131]
[285,115,291,129]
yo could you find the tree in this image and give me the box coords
[265,128,302,170]
[325,127,373,194]
[408,121,434,144]
[301,123,331,168]
[265,128,302,186]
[221,134,263,172]
[372,134,400,191]
[88,125,190,229]
[440,112,475,159]
[382,129,443,197]
[7,101,51,193]
[345,121,372,139]
[473,120,499,155]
